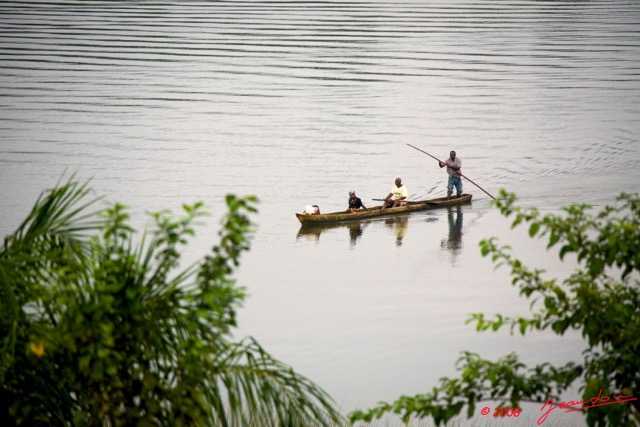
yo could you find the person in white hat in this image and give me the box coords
[346,190,366,213]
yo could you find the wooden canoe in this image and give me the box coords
[296,193,472,225]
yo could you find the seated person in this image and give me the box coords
[381,177,408,209]
[346,191,366,213]
[303,204,320,215]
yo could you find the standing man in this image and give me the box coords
[439,150,462,199]
[382,177,408,209]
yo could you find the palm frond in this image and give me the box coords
[210,337,344,427]
[1,181,344,426]
[1,177,104,385]
[8,176,103,248]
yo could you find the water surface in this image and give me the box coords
[2,1,639,425]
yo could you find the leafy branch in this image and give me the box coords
[350,191,640,426]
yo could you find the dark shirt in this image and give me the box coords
[348,197,364,209]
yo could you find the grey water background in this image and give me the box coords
[1,1,639,425]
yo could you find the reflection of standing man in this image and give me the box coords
[439,150,462,200]
[443,206,463,252]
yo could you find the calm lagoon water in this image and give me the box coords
[1,1,639,425]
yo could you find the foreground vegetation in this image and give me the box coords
[3,178,638,426]
[0,178,343,426]
[350,191,640,426]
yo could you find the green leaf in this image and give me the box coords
[529,222,541,237]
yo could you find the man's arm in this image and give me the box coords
[442,159,461,172]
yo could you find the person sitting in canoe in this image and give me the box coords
[346,190,366,213]
[381,177,408,209]
[303,205,320,215]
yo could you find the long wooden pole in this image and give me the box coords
[406,143,495,200]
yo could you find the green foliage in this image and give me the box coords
[349,191,640,426]
[0,178,343,426]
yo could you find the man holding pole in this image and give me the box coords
[406,143,495,200]
[439,150,462,200]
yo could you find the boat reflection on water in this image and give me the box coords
[296,214,414,248]
[297,207,466,252]
[296,220,370,247]
[441,206,464,263]
[348,222,366,246]
[384,216,409,247]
